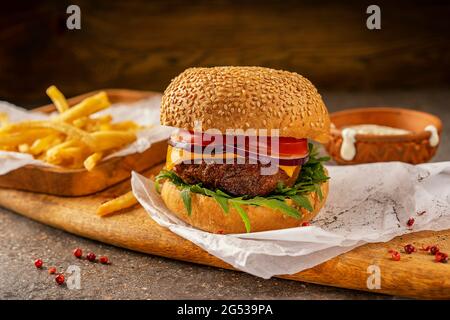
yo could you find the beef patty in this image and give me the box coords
[173,161,300,197]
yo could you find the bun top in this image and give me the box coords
[161,66,330,142]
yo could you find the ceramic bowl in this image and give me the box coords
[325,107,442,165]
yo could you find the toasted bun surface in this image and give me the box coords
[161,66,330,143]
[160,174,329,234]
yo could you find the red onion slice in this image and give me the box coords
[168,139,309,166]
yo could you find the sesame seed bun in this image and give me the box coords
[161,66,330,143]
[160,175,328,234]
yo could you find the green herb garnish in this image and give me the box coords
[155,143,329,232]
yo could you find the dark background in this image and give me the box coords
[1,1,450,300]
[0,0,449,107]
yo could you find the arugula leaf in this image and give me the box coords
[155,143,329,232]
[315,183,324,200]
[155,170,184,185]
[180,189,192,216]
[232,197,301,219]
[259,198,301,219]
[190,184,206,194]
[290,194,313,212]
[230,201,251,233]
[213,194,230,214]
[154,180,161,193]
[215,189,232,198]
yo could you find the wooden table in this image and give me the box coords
[0,89,448,299]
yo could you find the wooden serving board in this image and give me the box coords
[0,163,449,299]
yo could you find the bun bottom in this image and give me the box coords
[160,175,329,234]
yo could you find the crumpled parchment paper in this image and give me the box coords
[131,161,450,278]
[0,96,173,175]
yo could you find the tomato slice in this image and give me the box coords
[172,130,308,157]
[277,137,308,156]
[175,130,212,146]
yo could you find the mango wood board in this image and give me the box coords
[0,163,449,299]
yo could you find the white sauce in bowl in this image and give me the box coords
[424,125,439,147]
[342,124,411,135]
[339,124,412,161]
[340,128,357,161]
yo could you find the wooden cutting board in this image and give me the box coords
[0,163,449,299]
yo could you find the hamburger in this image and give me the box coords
[156,66,330,234]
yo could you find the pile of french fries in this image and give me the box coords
[0,86,139,171]
[0,86,148,217]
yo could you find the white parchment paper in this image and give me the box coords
[0,96,173,175]
[131,161,450,278]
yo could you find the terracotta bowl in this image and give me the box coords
[325,107,442,165]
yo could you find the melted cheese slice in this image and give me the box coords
[279,165,297,178]
[165,146,298,177]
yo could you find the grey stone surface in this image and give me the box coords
[0,89,448,300]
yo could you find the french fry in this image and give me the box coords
[95,173,158,216]
[99,123,112,131]
[29,134,62,155]
[0,128,55,147]
[111,121,140,131]
[0,120,96,149]
[18,144,30,153]
[57,146,86,158]
[73,117,105,132]
[96,191,137,217]
[53,91,110,123]
[56,147,88,168]
[0,112,8,127]
[83,118,102,132]
[0,146,15,151]
[46,85,69,113]
[84,152,103,171]
[72,117,89,128]
[97,115,113,124]
[45,140,80,164]
[81,115,113,132]
[89,131,136,151]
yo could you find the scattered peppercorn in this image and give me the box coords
[55,274,65,285]
[48,267,57,274]
[99,256,109,264]
[416,210,426,216]
[406,217,415,228]
[34,259,43,268]
[301,221,310,227]
[404,244,416,254]
[86,252,96,262]
[34,248,112,287]
[430,245,440,255]
[73,248,83,259]
[435,252,448,263]
[391,250,401,261]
